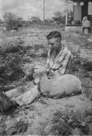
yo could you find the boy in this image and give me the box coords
[35,31,73,78]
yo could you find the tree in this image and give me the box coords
[30,16,42,23]
[17,17,24,27]
[52,11,65,25]
[3,12,23,30]
[0,19,3,24]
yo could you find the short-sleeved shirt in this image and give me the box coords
[46,45,73,77]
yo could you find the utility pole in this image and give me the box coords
[43,0,45,21]
[66,0,68,25]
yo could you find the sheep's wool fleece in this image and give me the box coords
[40,74,82,98]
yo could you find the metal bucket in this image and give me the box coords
[84,28,89,35]
[82,21,91,28]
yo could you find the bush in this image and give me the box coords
[52,11,65,25]
[0,39,25,88]
[0,39,47,91]
[50,109,90,135]
[3,12,23,31]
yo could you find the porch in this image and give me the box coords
[65,0,92,33]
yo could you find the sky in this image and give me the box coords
[0,0,67,20]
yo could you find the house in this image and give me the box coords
[72,0,92,24]
[65,0,92,32]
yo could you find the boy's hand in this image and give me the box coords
[34,65,46,74]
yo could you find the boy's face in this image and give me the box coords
[48,38,61,50]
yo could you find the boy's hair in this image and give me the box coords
[46,31,62,40]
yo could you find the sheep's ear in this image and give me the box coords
[33,72,40,79]
[34,78,40,84]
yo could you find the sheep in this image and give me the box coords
[40,74,82,98]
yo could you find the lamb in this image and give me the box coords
[40,74,82,98]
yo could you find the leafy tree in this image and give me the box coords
[52,11,65,25]
[17,17,24,27]
[3,12,23,30]
[30,16,42,23]
[44,18,53,25]
[0,19,3,24]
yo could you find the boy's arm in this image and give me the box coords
[45,50,51,72]
[34,50,51,74]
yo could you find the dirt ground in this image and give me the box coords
[0,25,92,135]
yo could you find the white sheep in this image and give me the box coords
[40,74,82,98]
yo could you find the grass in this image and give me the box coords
[49,109,90,135]
[0,36,48,92]
[0,25,92,135]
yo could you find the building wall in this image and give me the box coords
[74,2,82,22]
[82,1,88,20]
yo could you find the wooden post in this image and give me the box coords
[43,0,45,21]
[66,0,68,25]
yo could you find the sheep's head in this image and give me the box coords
[33,71,47,84]
[23,63,35,76]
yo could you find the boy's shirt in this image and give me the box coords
[46,45,73,77]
